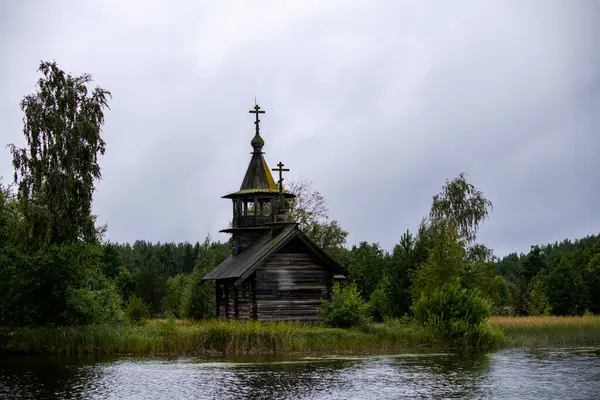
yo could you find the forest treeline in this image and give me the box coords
[1,61,599,336]
[88,225,600,322]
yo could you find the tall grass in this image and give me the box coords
[3,316,599,356]
[489,315,600,347]
[0,319,440,356]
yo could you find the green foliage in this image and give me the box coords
[0,181,22,248]
[369,277,393,322]
[101,242,124,279]
[180,239,218,320]
[495,252,521,283]
[467,243,495,263]
[520,246,546,284]
[165,273,189,318]
[546,256,588,315]
[63,284,122,326]
[514,245,547,315]
[318,282,371,328]
[8,61,111,248]
[303,219,348,262]
[587,253,600,314]
[181,273,215,320]
[0,62,121,328]
[133,254,167,315]
[412,282,502,348]
[496,236,600,316]
[0,243,118,326]
[124,295,151,324]
[461,262,510,312]
[411,220,466,298]
[385,230,418,318]
[526,269,551,316]
[114,267,135,302]
[346,242,389,300]
[429,172,493,244]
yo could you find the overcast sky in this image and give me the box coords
[1,0,599,257]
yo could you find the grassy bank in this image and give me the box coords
[0,319,440,356]
[489,315,600,347]
[2,316,600,356]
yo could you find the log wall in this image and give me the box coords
[255,253,331,323]
[216,281,229,318]
[216,279,254,320]
[216,239,335,323]
[235,279,254,320]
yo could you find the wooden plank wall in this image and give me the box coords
[235,279,253,320]
[217,281,227,318]
[217,279,254,320]
[255,253,330,323]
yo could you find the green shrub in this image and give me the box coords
[412,282,503,348]
[180,247,216,320]
[527,269,552,316]
[0,243,121,327]
[165,273,189,318]
[125,295,151,324]
[63,284,122,325]
[369,277,393,322]
[115,267,135,302]
[318,282,371,328]
[180,271,215,320]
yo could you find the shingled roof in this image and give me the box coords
[221,128,289,199]
[240,148,278,192]
[201,224,346,287]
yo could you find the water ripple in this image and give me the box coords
[1,349,600,399]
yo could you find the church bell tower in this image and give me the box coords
[220,103,296,256]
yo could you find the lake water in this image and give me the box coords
[1,348,600,399]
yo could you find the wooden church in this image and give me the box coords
[201,103,346,323]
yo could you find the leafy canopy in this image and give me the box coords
[429,172,492,244]
[8,61,111,248]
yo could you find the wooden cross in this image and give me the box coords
[248,102,265,135]
[272,161,289,193]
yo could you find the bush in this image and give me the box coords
[0,243,121,327]
[318,282,371,328]
[369,277,393,322]
[125,295,151,324]
[412,282,503,348]
[165,273,189,318]
[180,247,216,320]
[63,284,122,325]
[115,267,135,302]
[527,269,552,316]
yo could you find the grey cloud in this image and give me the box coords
[1,0,599,257]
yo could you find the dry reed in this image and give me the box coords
[489,315,600,347]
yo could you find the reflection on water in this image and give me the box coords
[1,348,600,399]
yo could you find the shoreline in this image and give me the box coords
[2,316,600,357]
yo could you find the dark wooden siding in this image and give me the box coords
[217,278,255,320]
[217,279,237,319]
[228,285,236,318]
[232,231,265,256]
[235,279,254,320]
[255,253,331,323]
[216,238,336,323]
[217,281,227,318]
